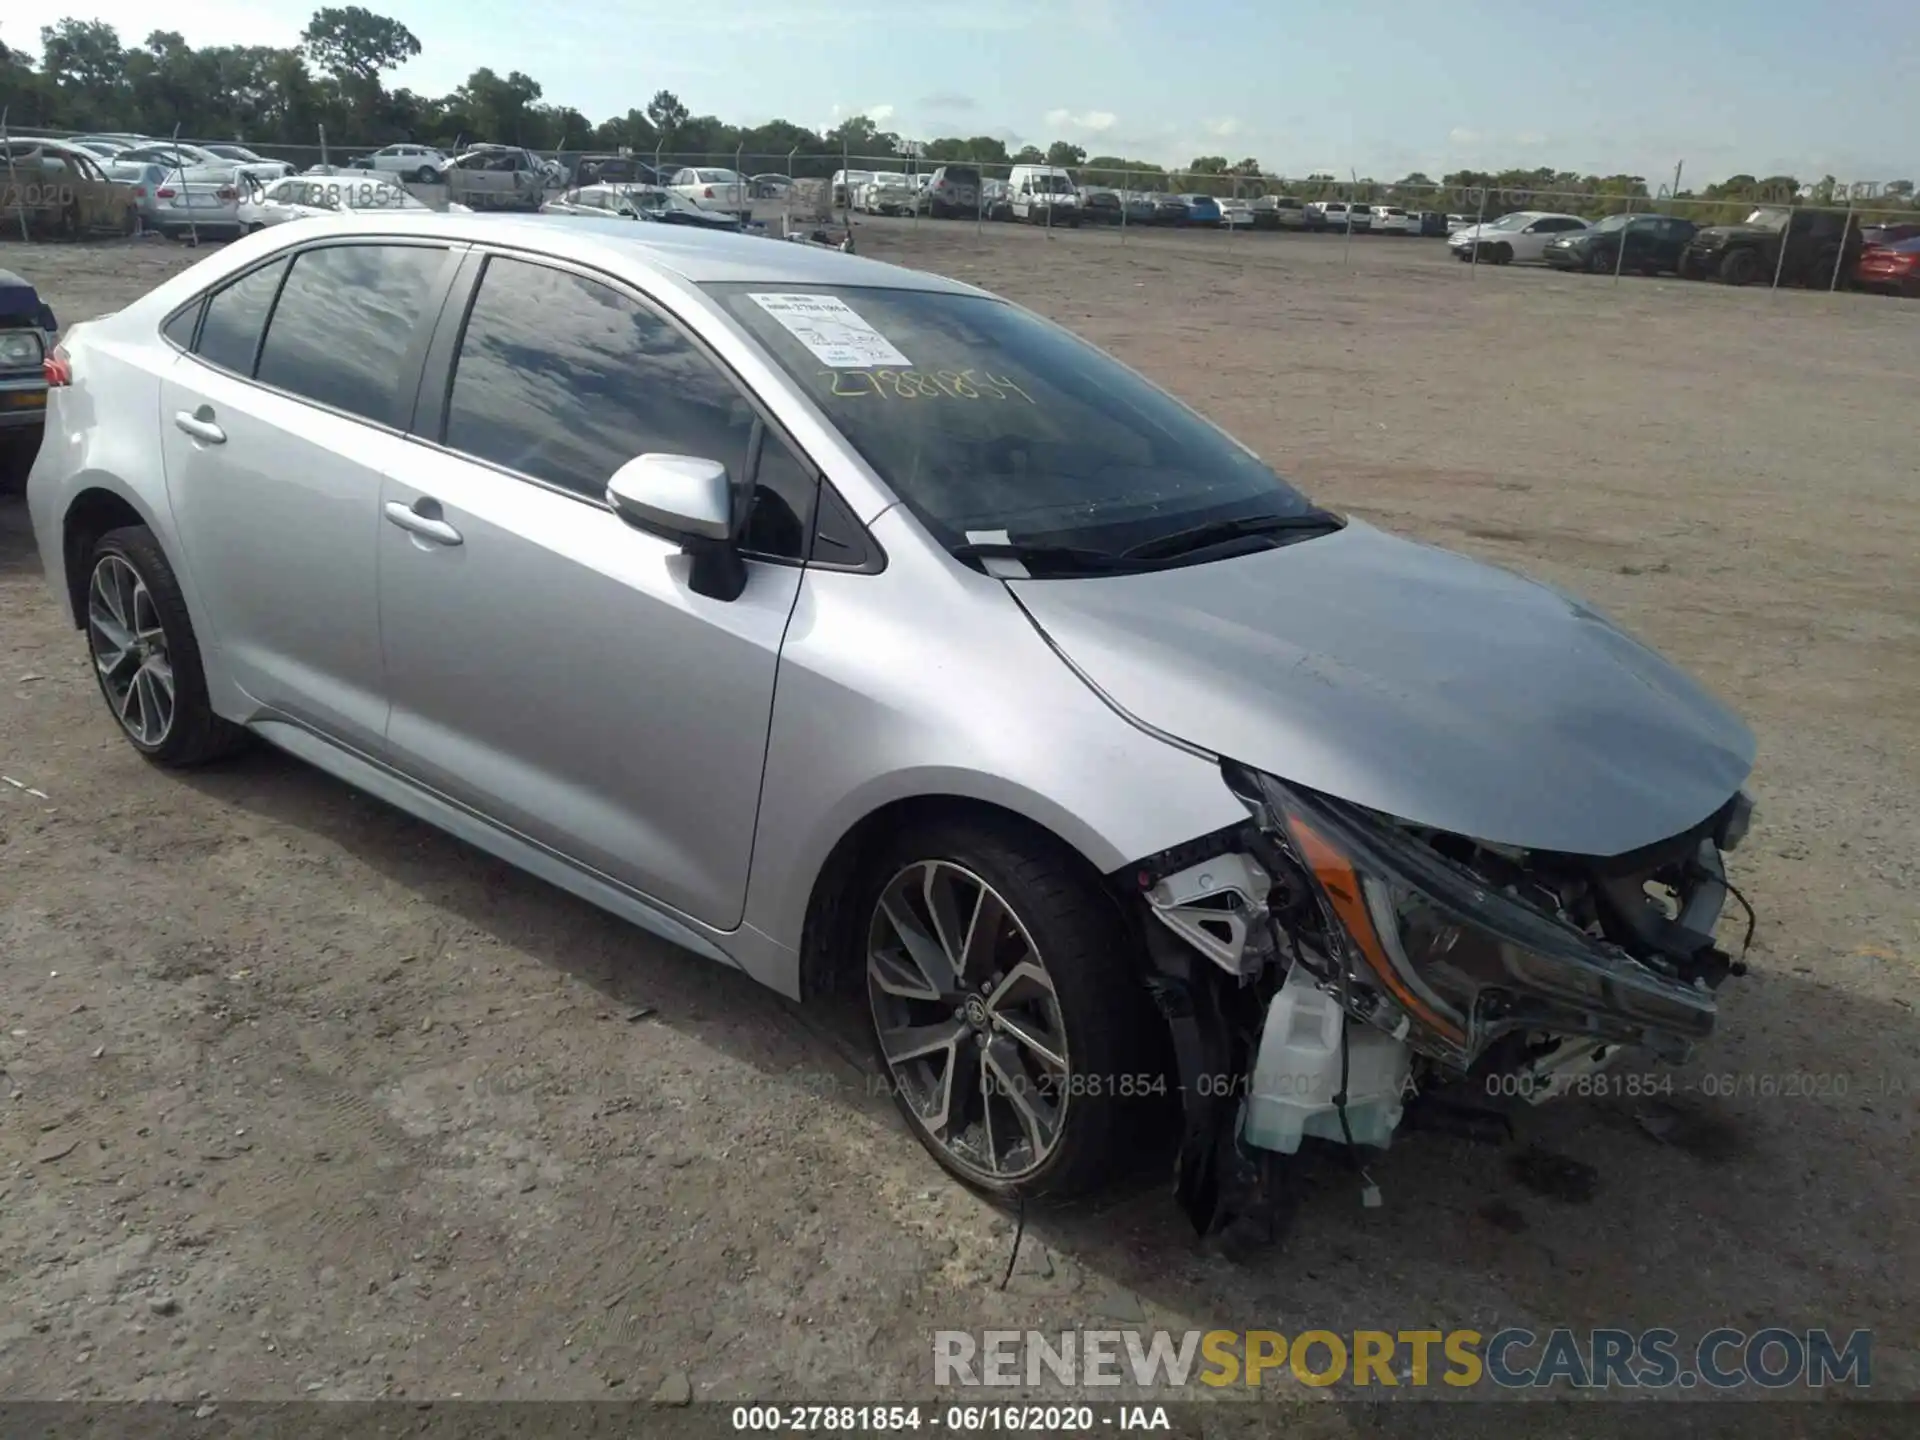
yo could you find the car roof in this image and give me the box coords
[226,212,985,292]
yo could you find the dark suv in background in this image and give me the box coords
[1679,205,1864,286]
[922,164,981,218]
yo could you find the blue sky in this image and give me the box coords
[39,0,1920,182]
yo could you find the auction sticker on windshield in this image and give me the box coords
[749,292,911,368]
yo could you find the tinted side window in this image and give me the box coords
[255,244,447,425]
[741,432,817,561]
[162,301,202,352]
[443,256,756,503]
[194,259,288,375]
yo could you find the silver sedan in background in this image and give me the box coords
[25,215,1756,1230]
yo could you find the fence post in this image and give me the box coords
[175,122,199,250]
[1118,165,1127,245]
[318,122,329,169]
[2,108,29,245]
[1831,197,1854,293]
[1769,208,1792,292]
[785,145,796,234]
[841,135,850,226]
[975,152,983,238]
[1470,185,1486,277]
[653,143,662,186]
[1342,171,1357,265]
[1612,194,1634,283]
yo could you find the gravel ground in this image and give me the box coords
[0,228,1915,1417]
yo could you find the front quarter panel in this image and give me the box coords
[746,506,1247,965]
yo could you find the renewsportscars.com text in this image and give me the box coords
[933,1327,1873,1391]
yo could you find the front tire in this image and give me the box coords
[1491,241,1513,264]
[861,818,1162,1201]
[85,526,246,767]
[1719,248,1760,285]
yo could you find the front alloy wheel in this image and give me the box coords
[860,820,1167,1200]
[89,553,175,749]
[868,860,1069,1184]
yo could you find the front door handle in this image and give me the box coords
[383,500,463,546]
[173,409,225,444]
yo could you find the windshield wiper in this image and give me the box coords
[950,540,1140,576]
[1120,509,1343,562]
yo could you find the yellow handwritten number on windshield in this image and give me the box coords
[818,369,1036,404]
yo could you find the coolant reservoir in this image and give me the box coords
[1241,964,1412,1154]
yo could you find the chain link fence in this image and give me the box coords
[7,122,1916,299]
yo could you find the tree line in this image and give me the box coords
[3,8,1912,223]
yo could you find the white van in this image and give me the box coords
[1006,164,1082,225]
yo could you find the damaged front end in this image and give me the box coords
[1133,762,1756,1235]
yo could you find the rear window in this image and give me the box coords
[940,166,981,186]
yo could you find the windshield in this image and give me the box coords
[1743,207,1791,229]
[1487,212,1533,230]
[1592,213,1635,232]
[697,169,740,184]
[710,284,1317,558]
[1030,174,1076,194]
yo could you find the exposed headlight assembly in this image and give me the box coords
[0,330,44,367]
[1228,766,1723,1070]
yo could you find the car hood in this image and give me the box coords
[1007,520,1754,858]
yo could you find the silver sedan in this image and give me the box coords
[25,215,1756,1227]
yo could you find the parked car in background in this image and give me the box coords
[830,169,875,208]
[355,143,450,183]
[574,154,663,188]
[113,140,288,187]
[67,133,151,159]
[1448,211,1588,263]
[1080,188,1124,225]
[981,178,1014,221]
[239,174,429,231]
[155,173,245,243]
[1144,193,1190,225]
[1853,235,1920,296]
[1313,201,1371,232]
[0,266,58,482]
[1007,165,1083,224]
[445,146,549,212]
[1251,195,1309,230]
[1445,214,1474,233]
[1859,221,1920,253]
[1369,205,1415,234]
[857,173,916,216]
[542,184,745,231]
[1542,213,1697,275]
[103,161,177,233]
[0,138,139,238]
[668,167,751,221]
[751,174,793,200]
[1415,211,1449,237]
[200,144,295,179]
[1677,205,1861,287]
[1217,196,1256,228]
[24,213,1758,1226]
[921,164,982,218]
[1179,195,1223,227]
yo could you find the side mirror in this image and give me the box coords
[606,454,746,602]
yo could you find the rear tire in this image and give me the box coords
[415,166,438,184]
[859,816,1165,1202]
[1491,241,1513,264]
[84,526,247,767]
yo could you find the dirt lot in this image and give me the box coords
[0,226,1915,1417]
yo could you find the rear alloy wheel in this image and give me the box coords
[863,823,1162,1200]
[86,526,246,766]
[1491,241,1514,264]
[416,166,438,184]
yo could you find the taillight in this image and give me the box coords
[157,186,176,199]
[45,346,73,388]
[704,186,714,198]
[218,187,236,200]
[133,186,147,198]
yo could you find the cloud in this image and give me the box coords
[1448,127,1483,145]
[1043,108,1119,134]
[919,92,978,113]
[865,103,897,124]
[1514,130,1548,147]
[1203,117,1243,139]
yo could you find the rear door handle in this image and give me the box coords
[383,500,463,546]
[173,410,225,444]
